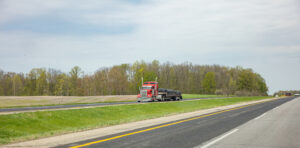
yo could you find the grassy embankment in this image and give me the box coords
[182,94,224,99]
[0,94,223,109]
[0,96,271,145]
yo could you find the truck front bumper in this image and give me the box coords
[137,97,153,102]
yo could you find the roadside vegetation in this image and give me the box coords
[0,96,270,145]
[0,60,268,97]
[182,94,224,99]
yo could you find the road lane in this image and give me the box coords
[58,97,295,148]
[199,97,300,148]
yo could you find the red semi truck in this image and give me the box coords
[137,81,182,102]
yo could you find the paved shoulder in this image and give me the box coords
[201,97,300,148]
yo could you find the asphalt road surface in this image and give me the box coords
[198,96,300,148]
[0,97,227,113]
[57,96,297,148]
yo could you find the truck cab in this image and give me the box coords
[137,81,158,102]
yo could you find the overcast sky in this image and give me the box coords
[0,0,299,94]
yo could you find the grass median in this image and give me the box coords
[182,94,225,99]
[0,96,270,145]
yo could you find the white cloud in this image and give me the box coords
[0,0,300,94]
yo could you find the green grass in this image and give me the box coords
[182,94,226,99]
[0,96,271,145]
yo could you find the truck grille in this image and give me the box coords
[141,90,147,97]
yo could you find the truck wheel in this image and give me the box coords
[172,97,176,101]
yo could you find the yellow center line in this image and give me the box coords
[70,98,282,148]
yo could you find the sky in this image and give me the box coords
[0,0,299,94]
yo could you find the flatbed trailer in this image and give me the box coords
[157,88,182,101]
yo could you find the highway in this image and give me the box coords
[0,97,227,113]
[56,96,297,148]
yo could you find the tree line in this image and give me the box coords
[0,60,268,96]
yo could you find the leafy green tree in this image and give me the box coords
[132,61,146,92]
[151,60,160,76]
[254,74,268,95]
[144,71,156,82]
[69,66,82,95]
[55,73,68,96]
[36,69,48,95]
[202,72,216,94]
[0,70,5,95]
[237,69,254,91]
[12,74,23,95]
[0,86,3,95]
[47,69,61,95]
[228,77,237,95]
[25,69,38,95]
[107,65,129,95]
[2,73,13,95]
[94,69,109,95]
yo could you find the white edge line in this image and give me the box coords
[254,113,266,120]
[200,129,239,148]
[272,106,279,111]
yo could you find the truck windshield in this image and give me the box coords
[142,86,152,90]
